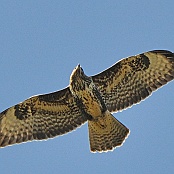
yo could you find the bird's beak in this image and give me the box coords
[77,64,81,69]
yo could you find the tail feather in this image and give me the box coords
[88,112,129,152]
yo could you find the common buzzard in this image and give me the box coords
[0,50,174,152]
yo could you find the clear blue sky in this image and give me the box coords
[1,1,174,174]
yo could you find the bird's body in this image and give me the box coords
[69,65,129,151]
[70,66,105,118]
[0,50,174,152]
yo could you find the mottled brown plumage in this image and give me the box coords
[69,65,129,152]
[92,50,174,112]
[0,50,174,152]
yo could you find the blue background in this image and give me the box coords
[0,1,174,174]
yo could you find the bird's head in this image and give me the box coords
[70,64,92,94]
[70,64,85,81]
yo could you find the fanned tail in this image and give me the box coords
[88,111,130,152]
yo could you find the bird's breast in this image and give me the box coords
[70,75,105,118]
[81,92,102,117]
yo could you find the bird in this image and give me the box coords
[0,50,174,153]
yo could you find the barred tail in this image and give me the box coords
[88,112,130,153]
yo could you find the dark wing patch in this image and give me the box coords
[92,50,174,112]
[0,87,87,147]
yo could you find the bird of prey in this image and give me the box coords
[0,50,174,153]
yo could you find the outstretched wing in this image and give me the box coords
[92,50,174,112]
[0,87,87,147]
